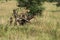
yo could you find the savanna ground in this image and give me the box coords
[0,0,60,40]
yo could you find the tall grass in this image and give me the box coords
[0,1,60,40]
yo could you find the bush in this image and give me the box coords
[17,0,45,16]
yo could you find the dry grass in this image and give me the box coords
[0,0,17,24]
[0,1,60,40]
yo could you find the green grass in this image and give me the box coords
[0,24,58,40]
[0,1,60,40]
